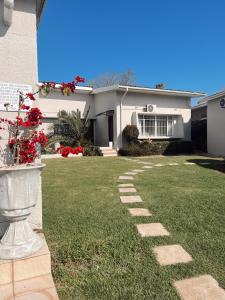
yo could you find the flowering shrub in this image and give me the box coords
[0,77,85,165]
[57,146,84,157]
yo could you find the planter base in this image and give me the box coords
[0,220,43,260]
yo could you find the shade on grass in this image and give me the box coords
[42,156,225,299]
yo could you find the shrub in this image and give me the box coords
[83,145,103,156]
[123,125,139,144]
[118,140,194,156]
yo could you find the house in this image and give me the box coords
[200,90,225,156]
[39,84,205,148]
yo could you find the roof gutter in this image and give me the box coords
[3,0,14,27]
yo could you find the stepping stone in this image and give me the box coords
[154,164,164,167]
[120,195,143,204]
[136,223,170,237]
[128,208,152,217]
[119,187,137,193]
[118,176,134,180]
[143,166,153,169]
[174,275,225,300]
[168,163,179,166]
[153,244,193,266]
[124,172,137,175]
[132,169,145,173]
[118,183,134,187]
[184,162,195,165]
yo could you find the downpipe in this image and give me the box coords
[4,0,14,27]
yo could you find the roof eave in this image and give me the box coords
[36,0,46,28]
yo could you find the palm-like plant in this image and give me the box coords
[47,107,91,149]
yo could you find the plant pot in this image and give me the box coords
[0,163,45,259]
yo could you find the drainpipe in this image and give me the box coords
[120,86,129,148]
[4,0,14,27]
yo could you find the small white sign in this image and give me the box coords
[0,82,33,111]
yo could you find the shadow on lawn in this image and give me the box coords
[187,158,225,174]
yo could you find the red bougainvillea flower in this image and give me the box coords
[75,76,85,83]
[19,139,37,164]
[26,107,43,125]
[26,93,36,101]
[57,145,84,157]
[21,104,30,110]
[9,138,16,148]
[32,131,48,147]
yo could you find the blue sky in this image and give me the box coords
[38,0,225,105]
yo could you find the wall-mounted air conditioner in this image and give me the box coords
[146,104,156,112]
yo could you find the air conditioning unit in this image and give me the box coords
[146,104,156,112]
[220,98,225,108]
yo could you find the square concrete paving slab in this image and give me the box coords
[119,187,137,193]
[128,208,152,217]
[132,169,145,173]
[124,172,137,175]
[136,223,170,237]
[142,166,153,169]
[118,176,134,180]
[154,164,164,167]
[118,183,134,187]
[168,163,179,166]
[153,244,193,266]
[174,275,225,300]
[120,195,143,203]
[184,162,195,165]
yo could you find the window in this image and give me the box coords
[138,115,176,137]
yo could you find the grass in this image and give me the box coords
[42,155,225,299]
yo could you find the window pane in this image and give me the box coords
[157,116,167,136]
[145,118,155,136]
[138,115,144,135]
[168,116,173,136]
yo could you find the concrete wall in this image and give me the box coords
[207,99,225,156]
[0,0,41,232]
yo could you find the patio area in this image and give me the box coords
[42,155,225,299]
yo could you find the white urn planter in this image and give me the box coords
[0,163,45,259]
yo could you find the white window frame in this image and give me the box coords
[136,113,177,139]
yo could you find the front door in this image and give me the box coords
[108,115,113,143]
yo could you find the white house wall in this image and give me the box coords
[207,99,225,156]
[116,91,191,147]
[38,90,95,133]
[0,0,41,230]
[94,91,118,147]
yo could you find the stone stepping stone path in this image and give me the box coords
[119,187,137,193]
[120,195,143,203]
[118,183,134,187]
[136,223,170,237]
[124,172,137,175]
[117,158,225,299]
[153,244,193,266]
[174,275,225,300]
[128,208,152,217]
[118,176,134,180]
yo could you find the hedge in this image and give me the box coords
[118,140,194,156]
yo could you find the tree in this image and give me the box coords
[47,108,91,148]
[88,69,136,88]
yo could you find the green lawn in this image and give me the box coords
[42,155,225,299]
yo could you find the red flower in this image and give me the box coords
[9,138,15,148]
[26,93,36,101]
[26,107,43,126]
[75,76,85,83]
[57,145,84,157]
[21,105,30,110]
[32,131,48,147]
